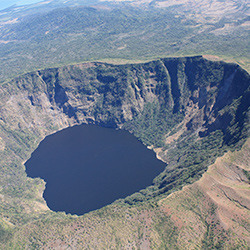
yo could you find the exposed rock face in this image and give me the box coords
[0,56,250,248]
[3,56,250,136]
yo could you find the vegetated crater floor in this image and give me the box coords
[0,55,250,248]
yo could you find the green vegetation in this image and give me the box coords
[1,4,250,83]
[124,102,183,147]
[243,169,250,182]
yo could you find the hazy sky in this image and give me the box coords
[0,0,42,10]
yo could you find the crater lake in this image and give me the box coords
[25,124,165,215]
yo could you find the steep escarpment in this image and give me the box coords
[0,56,250,248]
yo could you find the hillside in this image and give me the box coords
[0,56,250,248]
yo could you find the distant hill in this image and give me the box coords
[0,0,250,84]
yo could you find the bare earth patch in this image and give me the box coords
[158,138,250,248]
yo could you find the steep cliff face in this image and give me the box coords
[0,56,250,248]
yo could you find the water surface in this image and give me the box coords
[25,124,165,215]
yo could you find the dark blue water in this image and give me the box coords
[25,124,165,215]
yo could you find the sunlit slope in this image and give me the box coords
[157,138,250,249]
